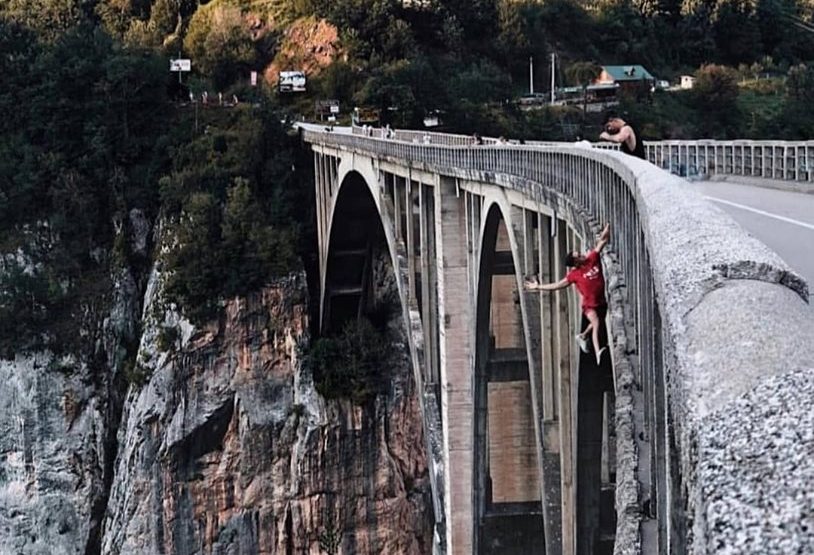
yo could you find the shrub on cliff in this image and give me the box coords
[163,178,300,324]
[310,317,387,404]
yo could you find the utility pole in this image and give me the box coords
[550,52,556,104]
[530,56,534,95]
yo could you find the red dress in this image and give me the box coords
[566,250,606,312]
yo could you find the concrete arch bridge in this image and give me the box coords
[299,125,814,555]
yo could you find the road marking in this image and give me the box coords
[703,196,814,231]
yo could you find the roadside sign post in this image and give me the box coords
[170,58,192,84]
[315,100,340,121]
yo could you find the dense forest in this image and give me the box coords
[1,0,813,358]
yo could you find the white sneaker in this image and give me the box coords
[596,346,607,365]
[576,334,589,354]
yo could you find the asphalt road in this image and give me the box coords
[686,180,814,312]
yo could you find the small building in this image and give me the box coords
[595,65,655,94]
[680,75,695,90]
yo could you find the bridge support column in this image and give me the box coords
[553,218,577,555]
[435,176,474,555]
[513,206,563,555]
[577,316,615,555]
[537,212,564,555]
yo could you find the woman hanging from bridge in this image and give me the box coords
[524,223,611,365]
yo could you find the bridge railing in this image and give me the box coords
[302,125,812,555]
[645,139,814,181]
[353,125,814,182]
[306,126,655,551]
[352,123,482,145]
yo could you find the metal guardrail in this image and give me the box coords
[645,139,814,181]
[351,124,814,182]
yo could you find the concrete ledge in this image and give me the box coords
[683,281,814,423]
[629,158,814,553]
[682,282,814,553]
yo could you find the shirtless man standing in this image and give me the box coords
[599,111,646,159]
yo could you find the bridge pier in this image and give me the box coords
[537,212,565,555]
[553,219,577,555]
[576,313,616,555]
[435,176,475,555]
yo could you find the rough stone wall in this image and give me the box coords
[101,268,432,555]
[0,204,431,555]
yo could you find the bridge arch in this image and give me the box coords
[471,192,618,555]
[320,169,391,332]
[317,164,447,547]
[472,200,546,554]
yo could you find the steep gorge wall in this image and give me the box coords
[102,269,431,554]
[0,211,146,555]
[0,219,432,554]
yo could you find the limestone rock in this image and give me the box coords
[102,273,432,554]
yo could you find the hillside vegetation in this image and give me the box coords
[1,0,813,355]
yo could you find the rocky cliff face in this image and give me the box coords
[0,220,431,554]
[0,352,109,555]
[0,213,144,555]
[101,268,431,555]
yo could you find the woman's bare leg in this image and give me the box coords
[579,321,594,339]
[585,309,604,364]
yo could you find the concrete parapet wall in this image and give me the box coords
[627,157,813,553]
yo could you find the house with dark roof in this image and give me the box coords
[595,65,655,94]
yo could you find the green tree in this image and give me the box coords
[164,191,224,321]
[497,0,528,57]
[778,63,814,138]
[596,0,655,63]
[221,177,297,295]
[2,0,90,41]
[694,64,739,107]
[786,63,814,102]
[566,60,602,134]
[184,4,256,89]
[354,58,443,126]
[693,63,741,137]
[316,0,413,61]
[310,317,388,403]
[712,0,762,65]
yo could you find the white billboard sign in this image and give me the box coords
[170,59,191,72]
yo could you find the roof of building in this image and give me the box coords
[601,65,655,82]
